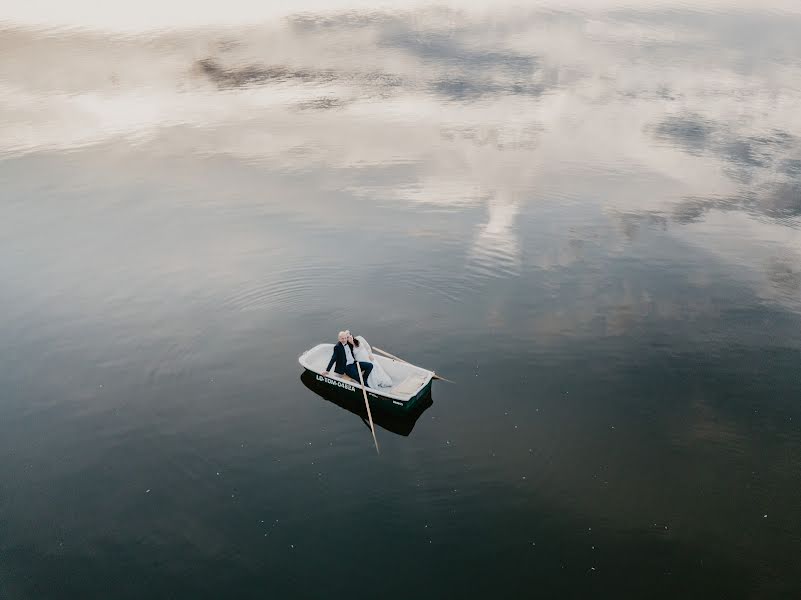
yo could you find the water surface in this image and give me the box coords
[2,1,801,598]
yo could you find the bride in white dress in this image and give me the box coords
[348,332,393,388]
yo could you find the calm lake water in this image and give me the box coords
[2,1,801,598]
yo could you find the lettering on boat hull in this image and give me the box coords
[317,374,356,392]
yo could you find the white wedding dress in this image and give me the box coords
[353,336,393,388]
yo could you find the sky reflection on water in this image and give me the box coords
[1,1,801,598]
[3,1,801,304]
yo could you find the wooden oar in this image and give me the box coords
[373,347,455,384]
[355,364,380,454]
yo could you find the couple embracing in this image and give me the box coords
[323,330,393,389]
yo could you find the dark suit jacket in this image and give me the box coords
[326,342,355,375]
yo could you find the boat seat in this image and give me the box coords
[390,373,427,396]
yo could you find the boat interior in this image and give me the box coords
[299,343,433,401]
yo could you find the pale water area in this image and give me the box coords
[1,1,801,598]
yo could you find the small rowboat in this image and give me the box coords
[298,343,434,415]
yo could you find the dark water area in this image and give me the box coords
[2,2,801,598]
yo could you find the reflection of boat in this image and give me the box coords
[298,343,434,416]
[300,371,433,437]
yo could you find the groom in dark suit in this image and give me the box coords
[323,330,373,386]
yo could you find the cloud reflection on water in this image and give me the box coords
[3,6,801,595]
[2,2,801,299]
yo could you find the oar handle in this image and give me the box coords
[373,347,405,362]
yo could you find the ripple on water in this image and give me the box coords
[221,264,341,313]
[400,274,471,305]
[465,196,521,281]
[466,233,521,280]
